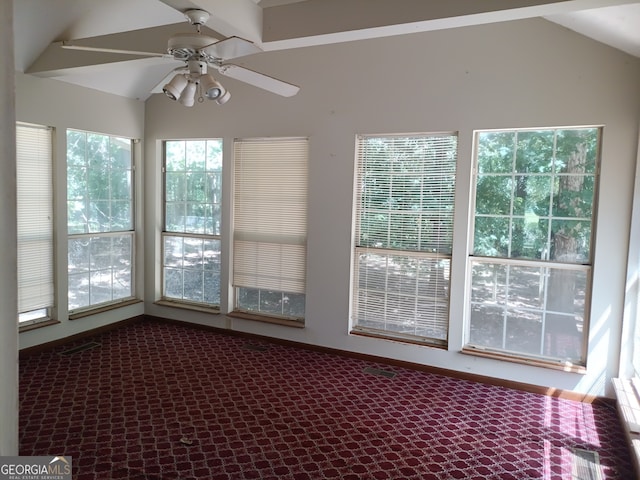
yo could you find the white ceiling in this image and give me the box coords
[13,0,640,102]
[548,3,640,58]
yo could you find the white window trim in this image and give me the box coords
[160,139,224,309]
[16,122,54,327]
[465,126,601,367]
[351,132,458,345]
[232,136,309,321]
[66,129,137,314]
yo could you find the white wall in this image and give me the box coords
[620,130,640,379]
[1,0,19,456]
[16,74,145,350]
[145,18,640,397]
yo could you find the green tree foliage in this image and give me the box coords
[473,128,598,262]
[67,130,133,234]
[66,130,134,310]
[165,140,222,235]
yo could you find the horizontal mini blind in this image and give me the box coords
[355,134,457,254]
[16,123,54,313]
[353,133,457,343]
[233,137,308,293]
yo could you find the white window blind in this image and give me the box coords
[353,133,458,344]
[355,134,457,253]
[16,123,54,314]
[233,137,308,294]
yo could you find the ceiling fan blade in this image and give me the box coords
[60,41,171,58]
[150,66,189,94]
[217,64,300,97]
[202,37,262,60]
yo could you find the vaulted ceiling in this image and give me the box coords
[13,0,640,101]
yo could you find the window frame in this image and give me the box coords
[160,138,223,310]
[16,122,55,328]
[66,128,137,314]
[464,126,602,368]
[351,132,459,347]
[232,136,309,323]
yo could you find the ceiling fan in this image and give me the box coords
[60,9,300,106]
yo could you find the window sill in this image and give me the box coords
[19,318,60,333]
[69,298,142,320]
[228,311,304,328]
[154,299,220,315]
[461,346,587,374]
[613,377,640,433]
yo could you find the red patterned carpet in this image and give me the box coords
[19,319,633,479]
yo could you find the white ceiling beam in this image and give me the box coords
[261,0,640,50]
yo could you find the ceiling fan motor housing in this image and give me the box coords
[184,9,210,26]
[168,33,218,61]
[187,60,207,76]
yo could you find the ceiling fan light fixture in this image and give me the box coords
[179,80,197,107]
[200,74,224,100]
[216,90,231,105]
[163,73,188,101]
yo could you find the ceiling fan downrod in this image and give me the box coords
[184,9,210,33]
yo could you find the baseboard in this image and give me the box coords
[18,315,143,359]
[145,315,613,406]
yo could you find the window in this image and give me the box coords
[67,129,135,312]
[162,139,222,307]
[352,133,458,345]
[467,127,600,366]
[233,137,308,321]
[16,123,54,325]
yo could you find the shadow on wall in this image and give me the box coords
[576,304,613,397]
[619,266,640,379]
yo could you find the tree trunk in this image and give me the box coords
[545,143,586,357]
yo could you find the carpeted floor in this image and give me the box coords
[19,319,633,479]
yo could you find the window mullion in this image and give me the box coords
[502,264,510,350]
[384,254,390,330]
